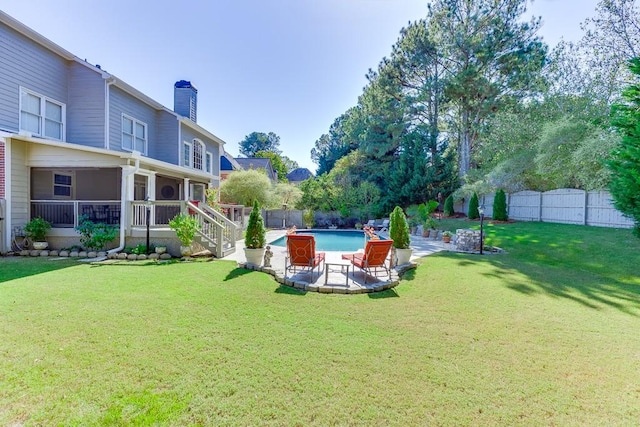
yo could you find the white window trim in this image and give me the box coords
[19,86,66,141]
[183,141,192,167]
[121,114,148,155]
[192,139,204,171]
[205,151,213,174]
[52,171,74,199]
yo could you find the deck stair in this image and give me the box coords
[188,201,239,258]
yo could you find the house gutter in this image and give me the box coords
[108,156,140,255]
[104,76,116,149]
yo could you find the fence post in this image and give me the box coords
[583,190,588,225]
[538,192,543,222]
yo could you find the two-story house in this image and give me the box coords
[0,11,236,256]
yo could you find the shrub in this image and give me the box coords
[444,195,455,217]
[169,213,200,246]
[24,217,51,242]
[245,201,266,249]
[75,215,119,251]
[302,209,315,228]
[389,206,410,249]
[493,189,508,221]
[468,193,480,219]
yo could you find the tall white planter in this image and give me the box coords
[244,248,265,266]
[395,248,412,265]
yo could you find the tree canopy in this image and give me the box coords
[239,132,281,157]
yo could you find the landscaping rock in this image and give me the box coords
[87,251,97,258]
[78,251,87,258]
[137,254,147,260]
[39,250,49,257]
[159,253,172,260]
[69,251,79,257]
[127,254,137,261]
[148,253,159,260]
[30,250,40,257]
[117,253,128,260]
[20,250,30,257]
[49,250,59,257]
[59,250,69,257]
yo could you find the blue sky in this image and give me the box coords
[2,0,600,172]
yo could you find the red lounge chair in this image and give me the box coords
[285,234,326,279]
[342,239,394,284]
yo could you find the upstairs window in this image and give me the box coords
[205,152,213,174]
[20,88,65,140]
[122,115,147,153]
[193,139,204,170]
[183,141,192,167]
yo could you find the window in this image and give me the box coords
[183,141,192,167]
[193,139,204,170]
[53,172,73,199]
[20,88,65,140]
[122,115,147,153]
[205,152,213,174]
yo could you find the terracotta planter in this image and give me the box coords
[180,245,193,257]
[443,236,451,243]
[244,247,265,266]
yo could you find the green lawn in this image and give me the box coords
[1,221,639,425]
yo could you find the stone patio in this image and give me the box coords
[227,230,450,294]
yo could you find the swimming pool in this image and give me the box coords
[269,229,383,252]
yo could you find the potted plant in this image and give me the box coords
[303,209,315,229]
[169,213,200,256]
[389,206,412,265]
[442,230,453,244]
[244,201,266,266]
[24,217,52,250]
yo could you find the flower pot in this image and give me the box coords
[244,247,265,266]
[395,248,412,265]
[422,229,430,238]
[180,245,193,257]
[32,241,48,250]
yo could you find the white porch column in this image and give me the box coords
[183,178,190,201]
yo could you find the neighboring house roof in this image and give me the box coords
[220,152,241,171]
[235,157,277,182]
[286,168,314,183]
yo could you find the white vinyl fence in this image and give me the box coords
[455,189,633,229]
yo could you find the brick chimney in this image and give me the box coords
[174,80,197,122]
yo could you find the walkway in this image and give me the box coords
[225,230,451,294]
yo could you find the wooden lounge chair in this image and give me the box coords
[285,234,326,279]
[341,239,394,284]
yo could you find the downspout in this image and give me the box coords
[104,76,116,149]
[108,157,139,254]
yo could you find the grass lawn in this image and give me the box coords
[1,221,639,425]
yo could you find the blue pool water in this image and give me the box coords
[269,230,382,252]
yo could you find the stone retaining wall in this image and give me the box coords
[455,229,484,253]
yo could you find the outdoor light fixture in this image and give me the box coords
[478,204,485,255]
[145,196,152,255]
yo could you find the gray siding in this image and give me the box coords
[180,125,221,176]
[11,141,29,227]
[109,86,157,153]
[152,110,179,163]
[0,23,69,135]
[67,62,105,147]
